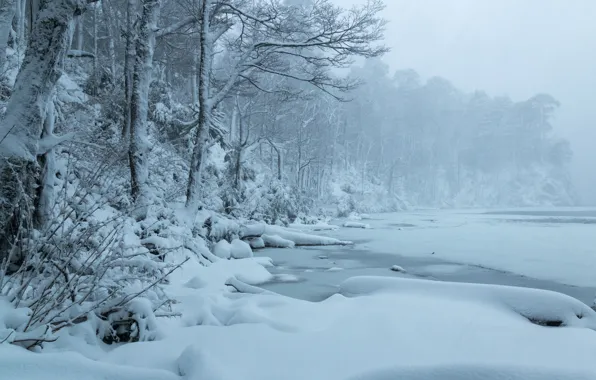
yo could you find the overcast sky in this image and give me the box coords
[335,0,596,204]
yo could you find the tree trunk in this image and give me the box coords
[0,0,90,263]
[122,0,136,139]
[0,0,15,73]
[75,14,83,51]
[14,0,25,49]
[185,0,212,209]
[101,0,116,81]
[92,3,97,78]
[190,42,198,104]
[128,0,159,218]
[34,94,56,226]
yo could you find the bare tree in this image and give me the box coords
[0,0,15,74]
[0,0,97,261]
[185,0,388,209]
[128,0,159,217]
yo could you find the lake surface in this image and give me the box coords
[255,208,596,305]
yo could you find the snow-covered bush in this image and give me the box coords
[0,156,184,348]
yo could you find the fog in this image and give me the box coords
[337,0,596,205]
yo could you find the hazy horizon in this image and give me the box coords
[336,0,596,205]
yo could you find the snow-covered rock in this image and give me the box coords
[230,239,253,259]
[248,237,265,249]
[343,221,370,229]
[213,240,232,259]
[390,265,406,273]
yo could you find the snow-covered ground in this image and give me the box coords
[2,208,596,380]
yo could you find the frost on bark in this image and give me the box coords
[34,95,57,226]
[101,0,116,81]
[0,0,89,261]
[128,0,159,218]
[185,0,211,209]
[0,0,15,73]
[122,0,136,138]
[14,0,25,46]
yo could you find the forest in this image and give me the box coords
[0,0,576,351]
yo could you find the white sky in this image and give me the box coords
[335,0,596,204]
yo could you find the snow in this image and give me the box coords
[240,223,350,246]
[180,256,273,291]
[340,276,596,329]
[248,237,265,249]
[3,209,596,380]
[348,365,596,380]
[265,225,352,246]
[288,222,339,231]
[262,234,295,248]
[329,209,596,287]
[213,240,231,259]
[273,274,301,282]
[95,277,596,380]
[0,344,178,380]
[5,262,596,380]
[343,221,370,229]
[390,265,405,272]
[230,239,253,259]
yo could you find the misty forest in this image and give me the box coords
[0,0,593,379]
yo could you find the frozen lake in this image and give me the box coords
[255,208,596,305]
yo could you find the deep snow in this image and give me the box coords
[2,208,596,380]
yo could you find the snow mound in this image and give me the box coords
[340,276,596,329]
[390,265,406,272]
[213,240,231,259]
[230,239,253,259]
[177,344,229,379]
[248,237,265,249]
[343,221,370,229]
[265,225,352,246]
[262,234,295,248]
[241,223,351,246]
[184,258,273,291]
[327,267,344,272]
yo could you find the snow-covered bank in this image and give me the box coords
[4,273,596,380]
[3,208,596,380]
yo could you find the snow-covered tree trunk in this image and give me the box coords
[190,42,198,104]
[0,0,15,73]
[34,94,56,226]
[0,0,91,262]
[92,3,97,77]
[128,0,159,217]
[101,0,116,81]
[185,0,211,209]
[122,0,136,138]
[75,14,83,51]
[14,0,25,49]
[1,0,87,160]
